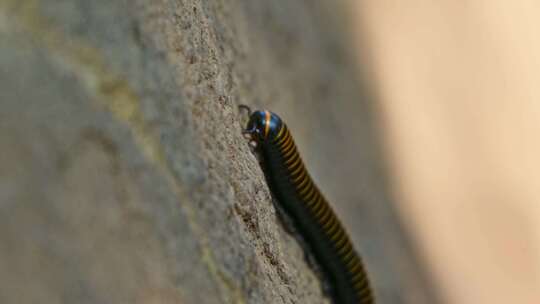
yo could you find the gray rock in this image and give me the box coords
[0,1,438,303]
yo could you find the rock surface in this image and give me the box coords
[0,1,437,303]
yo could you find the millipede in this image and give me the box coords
[241,106,374,304]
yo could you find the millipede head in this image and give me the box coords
[243,110,283,143]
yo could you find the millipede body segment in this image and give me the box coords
[243,109,374,304]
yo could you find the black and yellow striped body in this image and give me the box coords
[245,110,374,304]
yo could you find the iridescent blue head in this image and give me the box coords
[244,110,283,142]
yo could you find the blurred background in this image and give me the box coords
[353,1,540,303]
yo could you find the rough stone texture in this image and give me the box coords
[0,1,437,303]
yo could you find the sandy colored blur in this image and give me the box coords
[352,1,540,304]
